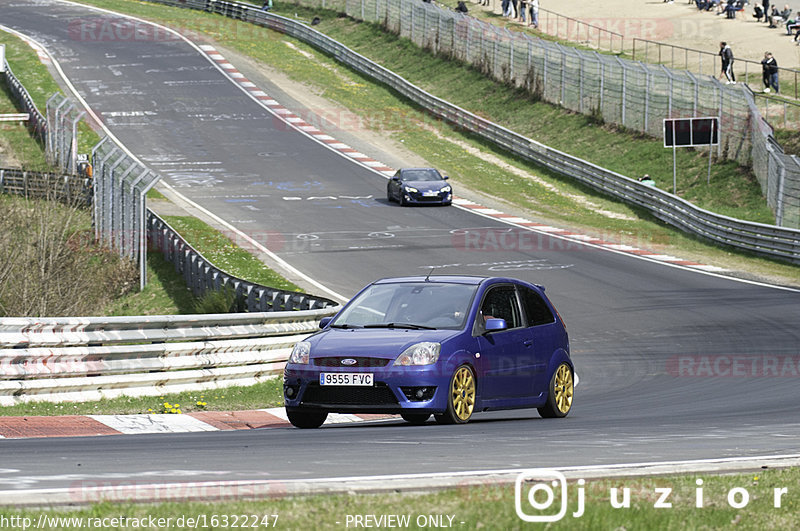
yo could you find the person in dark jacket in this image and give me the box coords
[719,42,735,84]
[761,52,779,93]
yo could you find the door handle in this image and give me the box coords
[523,340,533,347]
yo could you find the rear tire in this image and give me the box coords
[401,413,431,425]
[286,409,328,429]
[538,363,573,418]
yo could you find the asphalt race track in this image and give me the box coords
[2,0,800,494]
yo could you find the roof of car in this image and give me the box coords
[373,275,492,286]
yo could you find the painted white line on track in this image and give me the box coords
[2,454,800,507]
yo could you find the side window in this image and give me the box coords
[519,286,555,327]
[479,286,522,329]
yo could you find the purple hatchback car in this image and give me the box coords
[283,275,574,428]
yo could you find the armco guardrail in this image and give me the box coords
[145,0,800,263]
[0,308,337,405]
[148,211,338,310]
[1,56,46,142]
[0,167,92,204]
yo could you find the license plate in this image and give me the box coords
[319,373,374,386]
[422,191,439,197]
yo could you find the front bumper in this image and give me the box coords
[403,190,452,205]
[284,364,449,414]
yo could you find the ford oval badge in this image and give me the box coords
[341,358,357,366]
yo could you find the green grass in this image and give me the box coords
[775,128,800,156]
[1,467,799,528]
[103,252,198,316]
[162,216,301,292]
[0,377,283,416]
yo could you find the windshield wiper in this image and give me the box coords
[329,323,363,329]
[363,322,436,330]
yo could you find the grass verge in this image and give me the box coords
[161,215,301,293]
[1,467,798,529]
[0,377,283,416]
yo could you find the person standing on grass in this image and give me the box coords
[519,0,527,23]
[719,41,735,84]
[529,0,539,27]
[761,52,779,93]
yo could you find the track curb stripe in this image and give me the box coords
[0,409,394,438]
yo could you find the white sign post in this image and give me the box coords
[0,44,6,73]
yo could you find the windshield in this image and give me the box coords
[402,169,443,182]
[332,282,477,330]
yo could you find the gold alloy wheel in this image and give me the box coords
[553,364,574,414]
[451,366,476,421]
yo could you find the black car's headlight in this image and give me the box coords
[394,342,441,366]
[440,185,451,193]
[289,341,310,364]
[404,186,419,193]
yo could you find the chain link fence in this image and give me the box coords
[91,136,161,290]
[45,93,84,175]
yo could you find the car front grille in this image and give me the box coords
[301,382,398,405]
[313,357,392,368]
[411,193,444,202]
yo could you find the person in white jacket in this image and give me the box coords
[529,0,539,27]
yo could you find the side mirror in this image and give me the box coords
[319,316,333,329]
[443,175,449,180]
[391,176,400,181]
[484,318,507,332]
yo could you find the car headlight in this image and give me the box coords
[394,342,441,366]
[440,185,451,193]
[289,341,310,364]
[404,186,419,193]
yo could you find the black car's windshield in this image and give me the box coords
[402,169,443,182]
[332,282,477,330]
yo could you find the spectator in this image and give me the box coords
[502,0,511,17]
[529,0,539,27]
[766,5,779,26]
[455,0,468,13]
[519,0,527,23]
[753,4,764,21]
[719,41,735,84]
[261,0,272,10]
[785,11,800,34]
[768,4,791,27]
[510,0,518,19]
[761,52,779,93]
[763,0,771,24]
[639,175,657,187]
[724,0,737,18]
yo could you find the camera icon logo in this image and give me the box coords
[515,468,568,522]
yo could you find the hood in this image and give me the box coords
[306,328,459,360]
[404,180,448,192]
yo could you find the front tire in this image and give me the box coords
[538,363,573,418]
[287,409,328,429]
[435,365,476,424]
[401,413,431,425]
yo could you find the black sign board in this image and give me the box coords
[663,117,719,148]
